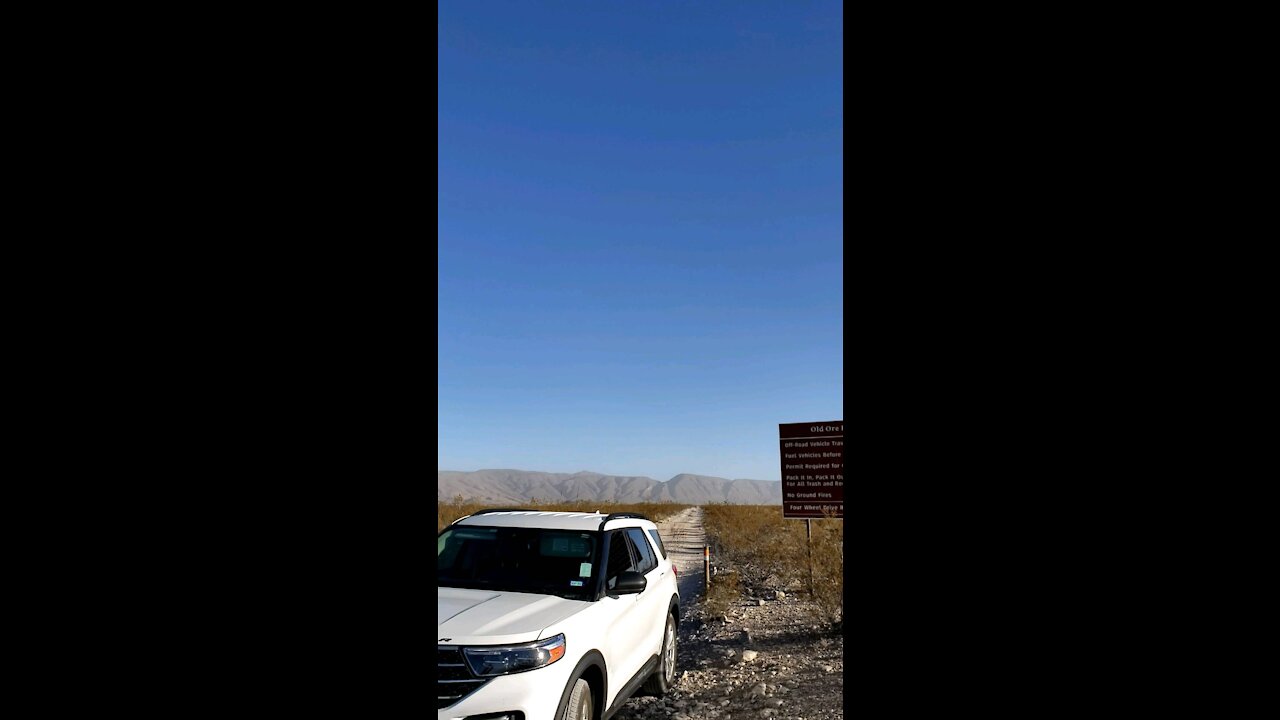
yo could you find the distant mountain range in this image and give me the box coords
[437,469,782,505]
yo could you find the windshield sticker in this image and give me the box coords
[579,562,592,577]
[570,580,584,587]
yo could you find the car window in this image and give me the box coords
[626,528,658,574]
[605,530,636,589]
[437,526,598,600]
[647,529,667,559]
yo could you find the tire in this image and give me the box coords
[641,613,677,696]
[562,677,592,720]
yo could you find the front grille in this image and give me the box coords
[438,646,489,709]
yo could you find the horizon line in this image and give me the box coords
[438,468,782,483]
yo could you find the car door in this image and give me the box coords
[598,529,649,704]
[625,527,669,661]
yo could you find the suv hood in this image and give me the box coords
[437,586,590,645]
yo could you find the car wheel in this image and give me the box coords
[641,613,677,696]
[563,677,592,720]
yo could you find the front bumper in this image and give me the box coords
[437,654,577,720]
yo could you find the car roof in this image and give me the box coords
[451,510,657,532]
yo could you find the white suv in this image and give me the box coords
[438,510,680,720]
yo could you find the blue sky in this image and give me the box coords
[439,1,843,481]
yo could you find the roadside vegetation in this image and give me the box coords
[702,504,843,623]
[437,497,691,532]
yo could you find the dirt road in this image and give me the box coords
[654,506,708,604]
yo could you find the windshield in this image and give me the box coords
[438,525,600,600]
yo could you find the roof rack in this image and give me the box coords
[597,512,651,531]
[451,508,536,525]
[448,508,648,531]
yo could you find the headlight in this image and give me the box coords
[463,634,566,677]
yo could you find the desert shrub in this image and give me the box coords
[809,505,844,623]
[702,505,807,589]
[703,568,740,617]
[437,495,486,531]
[703,504,843,623]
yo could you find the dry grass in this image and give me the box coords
[436,497,690,533]
[702,503,843,623]
[703,568,741,617]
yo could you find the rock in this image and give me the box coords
[750,682,768,697]
[739,650,759,663]
[773,590,786,600]
[821,664,834,673]
[757,598,766,606]
[765,698,784,708]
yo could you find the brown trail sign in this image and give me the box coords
[779,420,844,596]
[779,420,844,519]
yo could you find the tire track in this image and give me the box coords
[655,506,707,605]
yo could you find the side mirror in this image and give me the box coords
[613,571,647,595]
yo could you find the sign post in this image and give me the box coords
[806,516,813,597]
[704,545,710,595]
[779,420,844,595]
